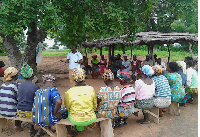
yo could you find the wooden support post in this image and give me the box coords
[167,44,170,64]
[0,118,7,132]
[168,102,180,116]
[41,127,57,137]
[189,42,193,58]
[147,45,150,54]
[85,47,87,58]
[108,46,111,62]
[131,46,133,60]
[193,93,198,104]
[100,47,102,56]
[100,119,114,137]
[56,124,68,137]
[148,106,159,124]
[111,45,114,57]
[149,45,154,62]
[122,45,125,54]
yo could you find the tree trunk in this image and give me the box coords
[22,22,46,75]
[1,35,22,70]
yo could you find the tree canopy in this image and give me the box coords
[0,0,197,72]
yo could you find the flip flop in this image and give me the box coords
[136,119,144,123]
[140,121,150,124]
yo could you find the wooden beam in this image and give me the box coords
[111,45,114,57]
[189,42,193,58]
[100,47,102,56]
[131,46,133,60]
[84,47,87,58]
[108,46,111,62]
[122,45,125,54]
[167,44,170,63]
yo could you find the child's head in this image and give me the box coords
[0,61,5,68]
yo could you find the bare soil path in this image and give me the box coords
[0,55,197,137]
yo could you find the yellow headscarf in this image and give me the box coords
[3,67,18,82]
[72,68,85,82]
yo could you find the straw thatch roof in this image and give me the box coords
[81,31,198,48]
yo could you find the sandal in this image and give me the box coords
[136,119,144,123]
[140,121,150,124]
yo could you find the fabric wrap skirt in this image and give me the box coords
[153,97,171,108]
[135,98,154,110]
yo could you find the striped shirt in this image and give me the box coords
[0,83,18,117]
[118,85,135,106]
[152,75,171,97]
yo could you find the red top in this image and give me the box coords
[0,68,4,75]
[131,60,142,74]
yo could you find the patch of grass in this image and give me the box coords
[0,53,7,56]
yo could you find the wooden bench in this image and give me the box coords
[135,106,160,124]
[168,102,180,116]
[0,115,114,137]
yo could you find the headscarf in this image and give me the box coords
[152,65,162,75]
[21,62,33,78]
[42,74,56,82]
[142,65,154,76]
[3,67,18,82]
[92,54,97,58]
[118,72,131,83]
[102,69,114,81]
[176,61,186,74]
[72,68,85,82]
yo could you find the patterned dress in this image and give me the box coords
[164,73,185,103]
[118,85,135,117]
[97,86,121,118]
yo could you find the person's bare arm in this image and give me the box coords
[54,99,62,119]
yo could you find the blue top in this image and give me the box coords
[32,87,67,126]
[152,75,171,98]
[177,70,187,86]
[17,81,40,111]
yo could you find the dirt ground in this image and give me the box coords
[0,55,198,137]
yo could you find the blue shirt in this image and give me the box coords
[152,75,171,98]
[17,81,40,111]
[177,70,187,86]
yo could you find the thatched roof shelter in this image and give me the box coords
[81,31,198,62]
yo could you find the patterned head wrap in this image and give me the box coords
[118,72,131,83]
[3,67,18,82]
[142,65,154,76]
[42,74,56,82]
[102,69,114,81]
[152,65,162,74]
[176,61,186,74]
[72,68,85,82]
[21,62,33,78]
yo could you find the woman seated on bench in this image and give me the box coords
[65,68,97,132]
[152,65,171,117]
[117,72,135,126]
[135,65,155,124]
[32,74,68,137]
[0,67,21,130]
[164,62,185,103]
[96,69,121,127]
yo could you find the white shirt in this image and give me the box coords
[67,51,83,69]
[122,59,131,72]
[186,67,198,88]
[155,61,166,71]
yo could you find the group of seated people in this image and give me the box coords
[81,53,167,81]
[0,55,198,136]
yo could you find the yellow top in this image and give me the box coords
[64,86,97,122]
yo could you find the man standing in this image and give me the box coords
[65,45,82,87]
